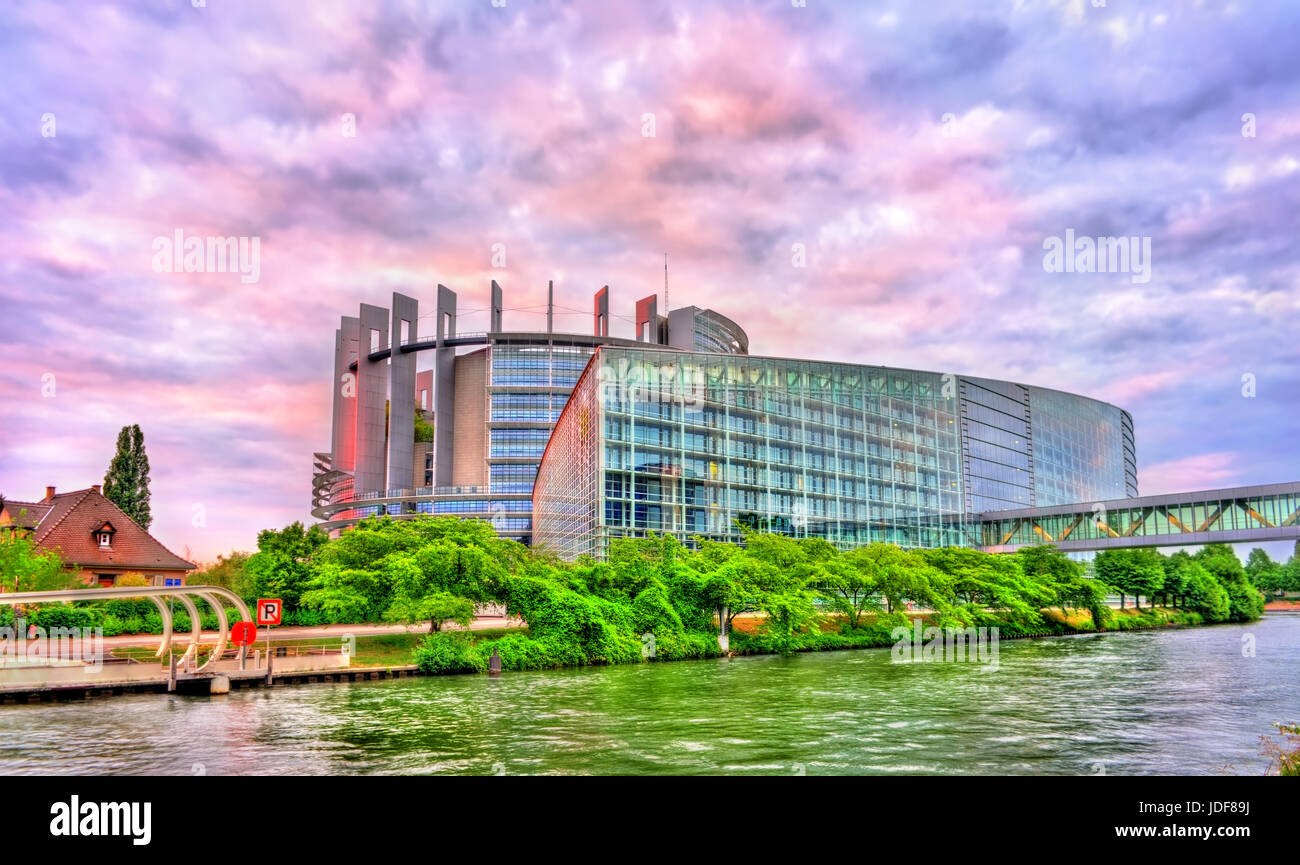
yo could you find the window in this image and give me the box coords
[98,532,112,549]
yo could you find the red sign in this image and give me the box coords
[230,621,258,646]
[256,599,282,626]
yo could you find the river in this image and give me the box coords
[1,616,1296,775]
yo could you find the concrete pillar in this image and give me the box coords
[354,303,389,495]
[594,285,609,337]
[331,316,360,474]
[490,280,503,332]
[434,285,457,487]
[388,292,419,494]
[636,295,660,343]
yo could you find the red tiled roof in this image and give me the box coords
[0,499,53,529]
[30,488,195,572]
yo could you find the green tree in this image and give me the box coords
[699,550,770,633]
[102,424,152,529]
[757,585,819,654]
[388,590,475,632]
[1196,543,1264,621]
[845,542,933,614]
[917,546,1044,625]
[0,536,79,628]
[1182,563,1231,622]
[1094,548,1165,609]
[1161,551,1196,607]
[245,521,329,609]
[1242,546,1284,593]
[1017,544,1108,625]
[192,551,252,595]
[0,536,77,593]
[818,554,882,629]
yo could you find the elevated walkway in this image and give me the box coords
[978,482,1300,552]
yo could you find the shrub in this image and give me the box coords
[413,633,482,674]
[29,604,100,631]
[101,614,126,637]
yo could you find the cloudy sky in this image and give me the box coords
[1,0,1298,562]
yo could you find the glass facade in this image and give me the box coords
[486,339,601,542]
[959,377,1034,513]
[1026,385,1132,506]
[535,348,1137,560]
[692,310,748,354]
[536,348,969,559]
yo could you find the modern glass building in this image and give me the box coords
[312,283,748,542]
[313,283,1139,559]
[533,346,1136,560]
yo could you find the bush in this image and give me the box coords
[413,633,483,674]
[649,630,721,661]
[101,614,126,637]
[29,604,100,631]
[283,608,328,627]
[102,598,155,619]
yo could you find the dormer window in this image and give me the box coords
[94,521,116,550]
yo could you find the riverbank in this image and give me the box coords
[0,606,1218,703]
[411,605,1216,676]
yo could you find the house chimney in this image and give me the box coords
[91,484,102,494]
[44,486,56,501]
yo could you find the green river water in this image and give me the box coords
[1,615,1296,775]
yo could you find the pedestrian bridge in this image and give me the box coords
[978,482,1300,553]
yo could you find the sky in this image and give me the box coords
[1,0,1298,564]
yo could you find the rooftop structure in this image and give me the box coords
[312,283,749,542]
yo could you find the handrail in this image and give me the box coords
[0,585,253,673]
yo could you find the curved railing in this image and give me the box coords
[0,585,252,675]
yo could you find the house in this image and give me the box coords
[0,486,196,587]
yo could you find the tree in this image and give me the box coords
[245,522,329,609]
[1016,544,1105,623]
[1182,563,1230,622]
[0,536,78,594]
[700,552,770,633]
[917,546,1045,625]
[818,555,882,629]
[1196,543,1264,621]
[1244,547,1286,595]
[1161,551,1196,607]
[387,590,475,632]
[757,585,819,654]
[0,536,80,628]
[1094,548,1165,609]
[192,551,253,595]
[102,424,152,529]
[845,542,933,614]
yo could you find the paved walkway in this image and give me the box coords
[9,616,524,658]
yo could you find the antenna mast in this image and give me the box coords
[664,252,668,311]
